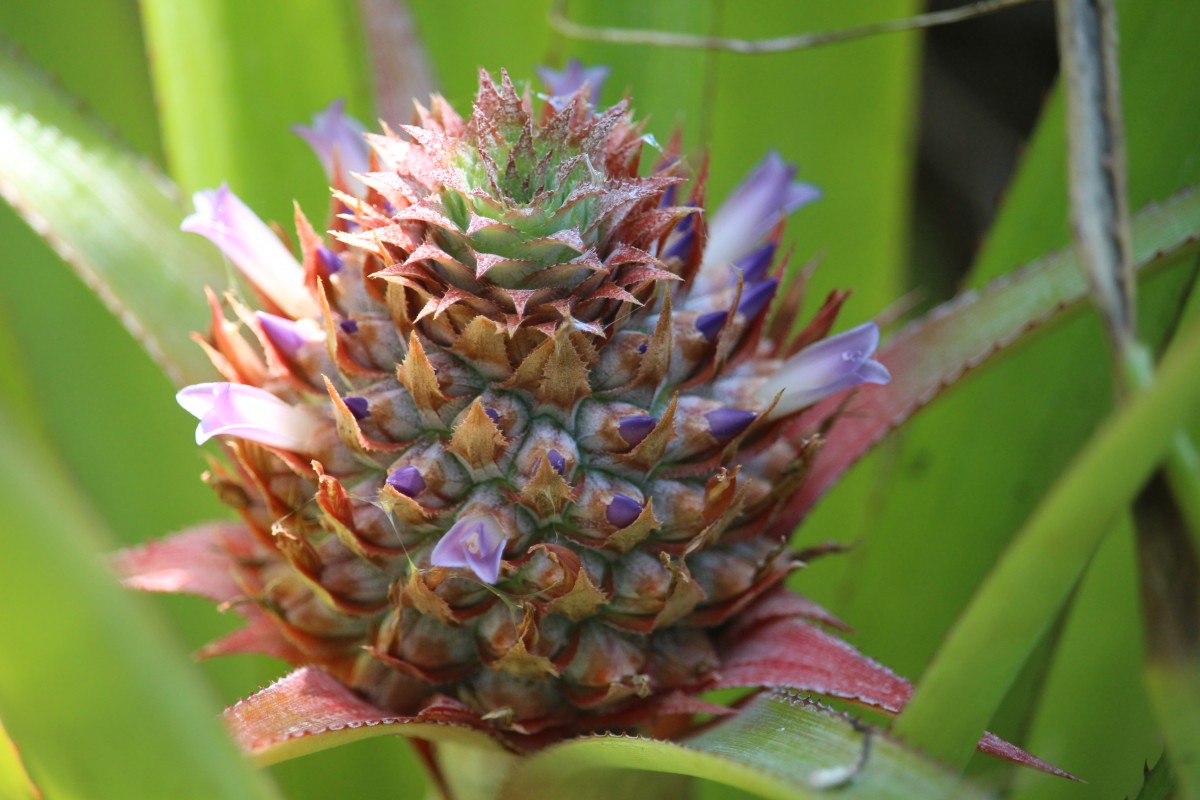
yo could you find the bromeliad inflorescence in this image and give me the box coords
[116,64,1061,774]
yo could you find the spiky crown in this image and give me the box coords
[338,70,683,339]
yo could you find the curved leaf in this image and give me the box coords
[228,667,509,768]
[893,306,1200,767]
[0,412,278,799]
[0,44,225,387]
[0,720,40,800]
[782,187,1200,528]
[501,691,988,800]
[140,0,373,222]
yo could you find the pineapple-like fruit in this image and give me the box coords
[156,69,891,738]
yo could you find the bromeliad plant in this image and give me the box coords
[114,64,1073,788]
[4,3,1200,800]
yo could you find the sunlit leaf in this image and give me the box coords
[502,691,989,800]
[0,45,226,387]
[0,414,278,799]
[140,0,374,222]
[0,720,40,800]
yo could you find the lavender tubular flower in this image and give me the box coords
[537,59,610,105]
[761,322,892,416]
[176,382,319,450]
[256,311,323,359]
[293,99,371,189]
[181,184,317,318]
[695,151,820,293]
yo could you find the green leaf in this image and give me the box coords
[139,0,374,222]
[893,305,1200,768]
[787,187,1200,522]
[1134,753,1174,800]
[0,720,40,800]
[799,3,1200,793]
[0,44,227,387]
[1133,474,1200,800]
[501,692,988,800]
[0,413,278,799]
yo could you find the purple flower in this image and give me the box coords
[537,59,610,106]
[386,466,425,498]
[256,312,323,359]
[706,408,757,439]
[606,494,643,528]
[176,383,319,451]
[618,415,658,446]
[343,396,370,420]
[761,322,891,416]
[696,152,820,292]
[181,184,316,318]
[293,99,371,189]
[737,279,778,319]
[429,516,508,584]
[736,242,777,285]
[317,246,344,275]
[696,311,727,342]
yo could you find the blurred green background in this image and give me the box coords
[0,1,1197,798]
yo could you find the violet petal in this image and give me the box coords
[317,246,343,275]
[430,516,507,584]
[182,184,315,318]
[737,279,778,320]
[696,311,727,342]
[339,318,359,334]
[546,449,567,475]
[761,322,891,417]
[386,466,426,498]
[736,242,777,285]
[706,408,757,439]
[538,59,610,105]
[606,494,643,528]
[343,396,370,420]
[293,99,371,186]
[696,152,819,291]
[176,382,318,451]
[256,311,318,359]
[618,415,658,446]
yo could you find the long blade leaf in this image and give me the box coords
[500,691,988,800]
[0,45,225,387]
[0,413,278,799]
[140,0,373,222]
[783,187,1200,526]
[892,307,1200,767]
